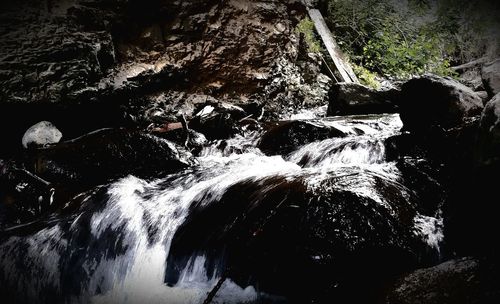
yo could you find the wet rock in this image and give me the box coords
[399,74,483,134]
[482,59,500,97]
[156,128,208,153]
[21,121,62,149]
[188,102,248,140]
[394,158,446,217]
[384,134,427,161]
[258,120,346,155]
[167,172,433,302]
[32,129,194,188]
[327,82,399,116]
[0,160,54,227]
[386,257,500,304]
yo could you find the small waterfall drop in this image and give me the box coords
[0,114,444,303]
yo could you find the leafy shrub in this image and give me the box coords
[296,17,322,53]
[352,63,380,89]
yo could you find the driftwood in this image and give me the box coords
[308,8,359,84]
[451,57,488,71]
[178,114,190,147]
[151,122,183,133]
[202,269,229,304]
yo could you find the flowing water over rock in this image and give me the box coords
[0,114,444,303]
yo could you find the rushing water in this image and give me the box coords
[0,114,443,303]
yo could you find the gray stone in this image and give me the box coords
[476,90,490,105]
[481,58,500,97]
[327,82,399,116]
[21,121,62,149]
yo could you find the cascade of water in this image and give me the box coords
[0,114,444,303]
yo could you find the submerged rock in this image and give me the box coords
[21,121,62,149]
[327,82,399,116]
[32,128,194,188]
[167,171,434,303]
[399,74,483,134]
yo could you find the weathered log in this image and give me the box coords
[307,9,359,84]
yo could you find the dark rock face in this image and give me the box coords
[386,257,500,304]
[258,120,346,155]
[0,0,123,156]
[0,0,328,154]
[31,129,193,188]
[0,0,115,104]
[327,82,399,116]
[389,78,498,257]
[166,172,433,303]
[399,74,483,134]
[482,59,500,97]
[442,93,500,257]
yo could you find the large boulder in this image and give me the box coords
[32,129,194,188]
[431,94,500,257]
[166,171,436,302]
[386,257,500,304]
[258,120,347,155]
[399,74,483,134]
[327,82,399,116]
[482,59,500,98]
[21,121,62,149]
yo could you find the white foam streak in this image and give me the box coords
[414,214,444,252]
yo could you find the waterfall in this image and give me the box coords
[0,114,444,303]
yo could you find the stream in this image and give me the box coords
[0,113,443,303]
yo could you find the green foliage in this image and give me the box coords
[296,18,322,53]
[361,21,455,78]
[352,63,380,89]
[322,0,496,79]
